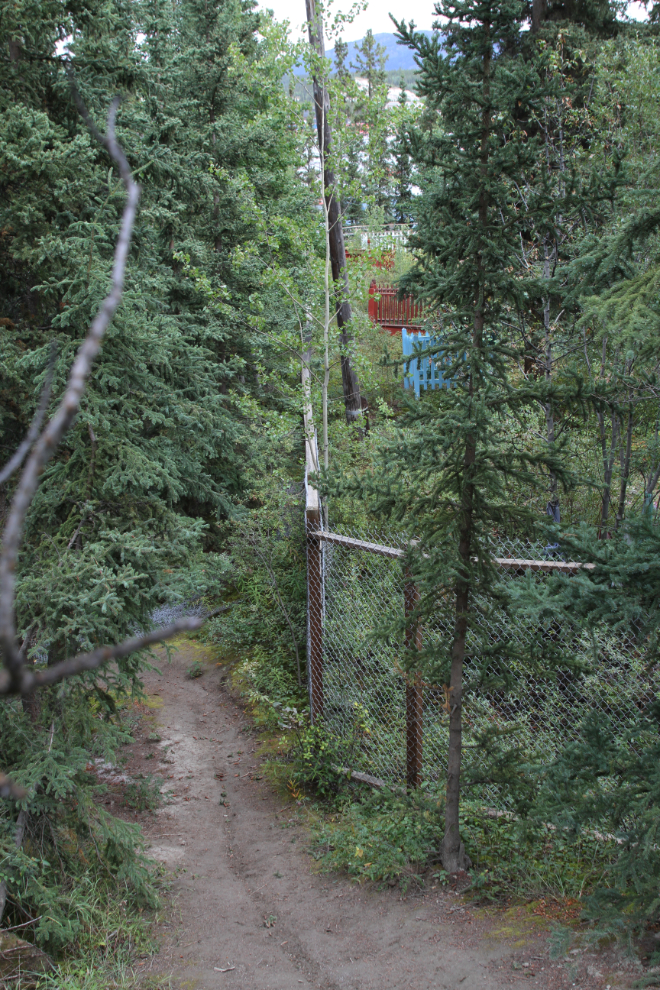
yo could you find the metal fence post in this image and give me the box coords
[405,577,423,789]
[307,518,324,722]
[302,353,324,723]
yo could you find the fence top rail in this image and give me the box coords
[311,529,403,559]
[310,530,595,573]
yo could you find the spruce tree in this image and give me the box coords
[517,37,660,945]
[390,80,415,224]
[351,29,388,99]
[0,0,310,939]
[529,0,623,35]
[516,516,660,945]
[566,37,660,518]
[377,0,574,871]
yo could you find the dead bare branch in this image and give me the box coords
[0,613,222,697]
[0,92,140,692]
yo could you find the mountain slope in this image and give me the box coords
[291,31,434,76]
[327,31,433,73]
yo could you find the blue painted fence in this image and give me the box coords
[402,328,451,398]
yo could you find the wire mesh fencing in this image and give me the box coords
[306,519,657,801]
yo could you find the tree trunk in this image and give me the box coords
[441,25,490,876]
[305,0,363,429]
[441,495,474,874]
[542,241,559,513]
[531,0,546,32]
[644,418,660,509]
[594,339,620,537]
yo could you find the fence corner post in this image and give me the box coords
[306,507,324,723]
[405,576,423,790]
[303,355,324,723]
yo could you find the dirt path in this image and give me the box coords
[132,639,626,990]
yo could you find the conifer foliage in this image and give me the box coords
[0,0,308,945]
[387,0,573,872]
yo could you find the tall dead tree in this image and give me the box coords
[305,0,363,429]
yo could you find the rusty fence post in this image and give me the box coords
[404,576,423,790]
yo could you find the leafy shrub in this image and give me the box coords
[288,723,359,800]
[187,660,204,679]
[312,788,618,901]
[206,484,307,684]
[312,787,442,887]
[236,646,307,729]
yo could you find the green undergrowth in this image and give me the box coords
[231,646,308,732]
[312,787,443,889]
[33,878,170,990]
[124,774,166,813]
[211,642,308,762]
[463,809,618,904]
[308,782,619,905]
[38,970,170,990]
[0,683,173,990]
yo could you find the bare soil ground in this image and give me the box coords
[119,637,642,990]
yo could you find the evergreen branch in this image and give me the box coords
[0,91,140,691]
[0,809,27,923]
[0,614,221,696]
[0,345,56,487]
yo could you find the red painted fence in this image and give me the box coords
[367,280,425,334]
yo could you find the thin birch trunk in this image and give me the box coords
[644,418,660,507]
[321,98,331,472]
[542,241,557,508]
[599,408,619,534]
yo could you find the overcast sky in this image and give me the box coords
[259,0,648,44]
[261,0,436,41]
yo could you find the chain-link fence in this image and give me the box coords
[306,518,657,799]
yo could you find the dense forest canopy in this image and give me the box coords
[2,0,660,979]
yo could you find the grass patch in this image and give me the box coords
[29,865,171,990]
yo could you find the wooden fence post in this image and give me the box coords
[404,577,423,790]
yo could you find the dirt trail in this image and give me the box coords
[133,639,621,990]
